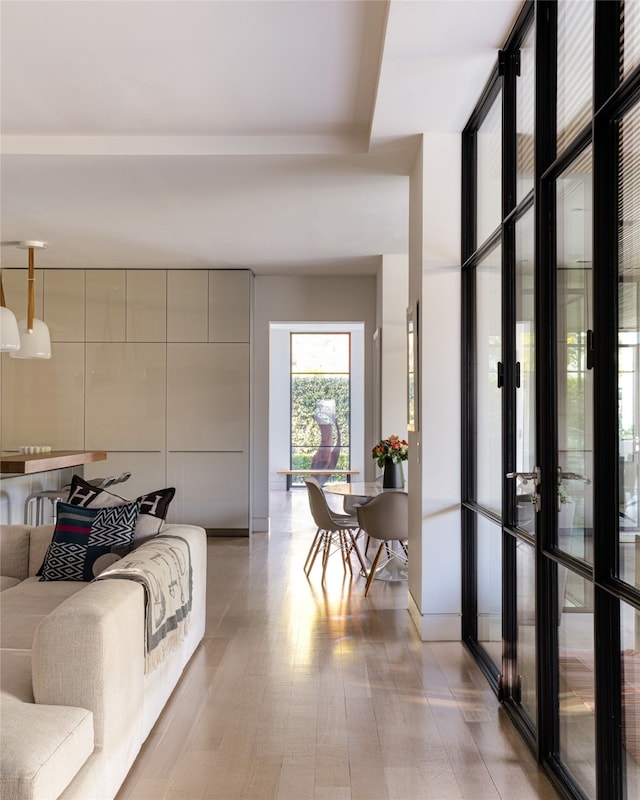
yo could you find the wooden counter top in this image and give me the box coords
[0,450,107,475]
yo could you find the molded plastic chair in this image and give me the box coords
[303,477,366,580]
[356,491,408,595]
[342,493,374,555]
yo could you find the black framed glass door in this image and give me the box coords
[461,2,640,798]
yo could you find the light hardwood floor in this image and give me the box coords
[116,490,559,800]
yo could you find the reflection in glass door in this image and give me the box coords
[619,102,640,581]
[476,246,503,516]
[555,148,595,798]
[513,208,536,726]
[514,209,537,535]
[475,244,503,668]
[556,149,594,567]
[618,98,640,798]
[619,334,639,530]
[558,573,595,798]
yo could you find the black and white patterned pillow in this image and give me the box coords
[39,501,139,581]
[66,476,175,546]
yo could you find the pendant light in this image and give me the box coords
[10,241,51,360]
[0,268,21,352]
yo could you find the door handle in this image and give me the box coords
[557,469,591,485]
[507,467,541,512]
[506,470,538,485]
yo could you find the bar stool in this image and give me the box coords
[23,489,69,525]
[23,474,129,525]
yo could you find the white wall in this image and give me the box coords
[253,275,377,532]
[408,134,462,641]
[269,327,292,488]
[377,254,409,480]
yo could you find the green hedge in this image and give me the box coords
[291,375,350,447]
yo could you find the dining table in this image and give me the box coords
[323,481,408,582]
[322,481,406,500]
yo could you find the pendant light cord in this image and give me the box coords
[0,270,7,308]
[27,246,35,332]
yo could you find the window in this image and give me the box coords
[475,244,503,514]
[557,0,593,152]
[477,91,503,244]
[290,333,350,486]
[618,101,640,586]
[516,26,535,202]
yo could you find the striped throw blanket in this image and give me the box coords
[95,534,192,672]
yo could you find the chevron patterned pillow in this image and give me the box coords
[38,500,139,581]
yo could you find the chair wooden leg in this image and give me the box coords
[307,526,367,580]
[335,530,349,574]
[347,531,367,573]
[304,528,322,573]
[306,530,327,576]
[321,532,332,581]
[364,543,385,596]
[341,531,354,574]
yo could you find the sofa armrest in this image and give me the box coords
[0,524,56,581]
[31,580,145,753]
[0,700,94,800]
[157,524,207,658]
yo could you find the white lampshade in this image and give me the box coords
[10,318,51,359]
[9,240,51,359]
[0,305,21,352]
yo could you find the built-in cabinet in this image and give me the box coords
[0,269,252,533]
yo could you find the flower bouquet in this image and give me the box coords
[372,435,409,467]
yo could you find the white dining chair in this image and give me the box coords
[356,491,408,595]
[303,477,366,581]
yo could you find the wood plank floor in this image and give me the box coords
[116,491,559,800]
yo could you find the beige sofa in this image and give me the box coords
[0,522,207,800]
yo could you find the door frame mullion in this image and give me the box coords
[592,2,624,797]
[461,107,478,646]
[533,0,560,772]
[500,43,519,704]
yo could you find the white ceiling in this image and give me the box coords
[0,0,522,274]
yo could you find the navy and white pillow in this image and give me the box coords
[39,501,139,581]
[66,476,175,546]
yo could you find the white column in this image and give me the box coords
[377,254,409,464]
[408,134,462,641]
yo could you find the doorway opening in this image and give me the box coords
[269,323,365,494]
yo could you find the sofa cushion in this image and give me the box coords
[1,651,34,703]
[0,525,31,580]
[28,526,55,578]
[0,578,85,650]
[38,501,139,582]
[1,576,22,592]
[0,699,94,800]
[66,475,175,545]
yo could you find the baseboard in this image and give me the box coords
[205,528,249,537]
[408,593,461,641]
